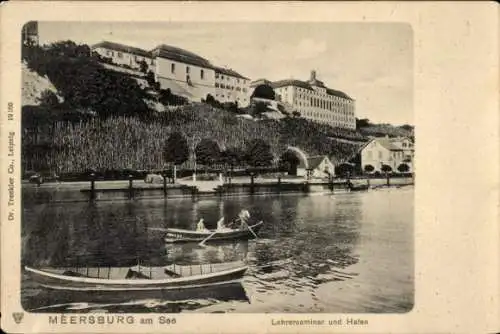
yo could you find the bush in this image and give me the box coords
[363,164,375,174]
[381,164,393,173]
[39,90,59,107]
[397,163,410,173]
[138,60,149,73]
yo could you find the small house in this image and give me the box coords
[297,155,335,179]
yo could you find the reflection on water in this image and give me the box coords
[22,187,413,313]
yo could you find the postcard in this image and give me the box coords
[1,1,498,333]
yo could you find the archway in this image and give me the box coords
[280,146,309,176]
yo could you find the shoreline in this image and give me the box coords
[22,177,414,204]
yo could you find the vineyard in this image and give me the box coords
[20,40,373,176]
[22,104,366,175]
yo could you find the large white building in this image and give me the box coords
[272,71,356,130]
[214,67,250,107]
[92,41,155,71]
[151,44,216,102]
[360,136,414,173]
[91,41,250,106]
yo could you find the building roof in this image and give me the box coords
[326,88,353,101]
[381,137,407,151]
[271,79,353,101]
[92,41,152,58]
[359,137,402,152]
[272,79,314,91]
[214,66,249,80]
[250,79,272,87]
[298,155,332,170]
[152,44,213,68]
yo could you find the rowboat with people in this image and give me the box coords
[24,260,248,291]
[162,210,264,244]
[164,221,264,244]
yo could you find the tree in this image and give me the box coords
[164,132,189,183]
[246,139,274,168]
[46,40,90,58]
[397,163,410,173]
[335,163,354,179]
[252,101,269,118]
[138,60,148,73]
[363,164,375,187]
[159,89,172,105]
[195,139,221,172]
[381,164,392,173]
[250,84,275,100]
[39,90,59,108]
[146,71,156,88]
[399,124,414,132]
[279,151,300,175]
[221,147,245,172]
[356,118,371,129]
[292,111,301,118]
[381,164,393,186]
[205,94,216,104]
[364,164,375,174]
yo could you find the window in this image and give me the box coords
[200,69,204,80]
[171,63,175,73]
[215,73,219,79]
[106,51,111,56]
[221,84,225,89]
[215,83,219,88]
[221,75,224,80]
[186,66,190,74]
[117,52,123,58]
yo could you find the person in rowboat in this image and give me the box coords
[196,218,209,232]
[216,216,233,232]
[236,209,251,230]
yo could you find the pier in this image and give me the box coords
[22,175,413,204]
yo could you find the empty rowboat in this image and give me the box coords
[164,221,264,244]
[24,261,248,291]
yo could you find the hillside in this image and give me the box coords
[24,103,366,173]
[21,41,413,175]
[356,118,414,139]
[22,62,62,106]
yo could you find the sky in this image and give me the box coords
[37,22,413,125]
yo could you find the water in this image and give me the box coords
[22,187,414,313]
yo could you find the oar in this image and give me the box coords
[199,230,218,247]
[242,220,258,239]
[147,227,169,232]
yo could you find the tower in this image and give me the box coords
[22,21,39,46]
[310,70,317,81]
